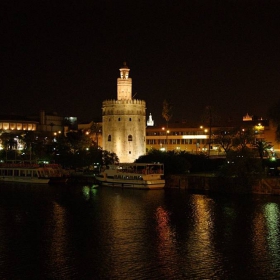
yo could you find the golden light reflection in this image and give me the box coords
[252,202,280,268]
[186,195,222,274]
[155,206,176,279]
[49,202,68,274]
[265,203,280,259]
[156,206,172,242]
[252,210,267,262]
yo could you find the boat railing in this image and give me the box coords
[115,169,163,175]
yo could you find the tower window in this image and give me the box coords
[108,135,111,141]
[129,151,131,154]
[128,135,132,141]
[118,118,121,121]
[129,118,131,121]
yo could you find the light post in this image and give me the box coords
[162,127,170,151]
[204,129,208,154]
[166,130,170,151]
[208,106,212,157]
[162,127,165,151]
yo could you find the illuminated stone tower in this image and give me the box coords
[102,63,146,163]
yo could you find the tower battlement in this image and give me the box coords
[102,99,146,106]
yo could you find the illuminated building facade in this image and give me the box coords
[146,117,280,157]
[102,63,146,162]
[146,124,216,154]
[0,116,38,132]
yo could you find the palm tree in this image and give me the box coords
[162,99,173,129]
[162,99,173,151]
[253,140,272,161]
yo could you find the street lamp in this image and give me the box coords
[166,130,170,151]
[161,127,170,151]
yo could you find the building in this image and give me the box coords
[0,115,38,132]
[37,110,64,133]
[102,63,146,162]
[30,110,77,135]
[146,122,219,155]
[146,116,280,157]
[0,111,78,151]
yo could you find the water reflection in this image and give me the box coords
[155,206,177,279]
[48,202,68,278]
[265,203,280,275]
[81,185,98,200]
[1,184,280,279]
[184,195,224,279]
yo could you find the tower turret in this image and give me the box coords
[117,62,132,100]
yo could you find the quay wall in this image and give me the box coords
[166,174,280,195]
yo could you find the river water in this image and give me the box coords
[0,183,280,280]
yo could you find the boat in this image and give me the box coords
[40,164,69,184]
[95,162,165,189]
[0,161,68,184]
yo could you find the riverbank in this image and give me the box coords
[166,174,280,195]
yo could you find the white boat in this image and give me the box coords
[95,163,165,189]
[0,161,68,184]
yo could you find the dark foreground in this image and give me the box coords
[0,182,280,279]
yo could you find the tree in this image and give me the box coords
[89,122,102,147]
[252,140,273,171]
[162,99,173,129]
[217,148,263,181]
[268,99,280,142]
[22,131,37,161]
[66,130,92,154]
[214,128,236,155]
[136,149,192,175]
[232,127,255,151]
[102,150,119,166]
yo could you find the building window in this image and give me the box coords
[118,118,121,121]
[129,118,132,121]
[129,151,131,154]
[108,135,111,141]
[128,135,132,141]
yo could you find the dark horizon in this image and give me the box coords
[2,1,280,124]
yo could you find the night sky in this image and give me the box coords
[2,1,280,125]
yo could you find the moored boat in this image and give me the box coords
[39,164,69,184]
[0,161,68,184]
[95,162,165,189]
